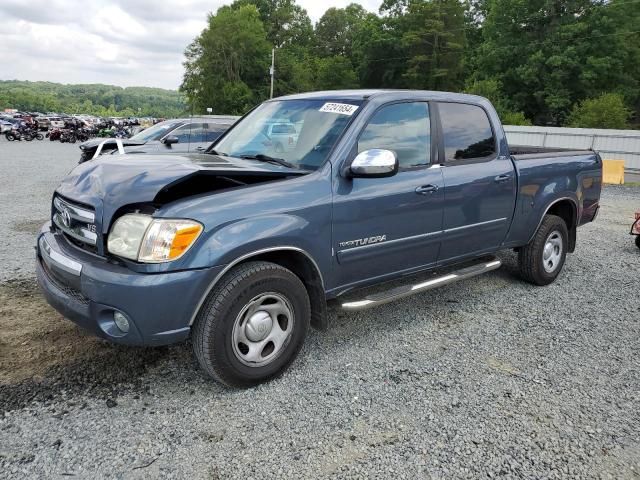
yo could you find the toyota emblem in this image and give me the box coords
[60,207,72,228]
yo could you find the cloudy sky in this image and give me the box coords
[0,0,379,90]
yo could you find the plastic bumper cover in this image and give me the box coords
[36,225,224,346]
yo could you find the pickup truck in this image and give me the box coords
[36,90,602,387]
[77,116,238,162]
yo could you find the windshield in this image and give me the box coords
[213,99,362,170]
[130,120,183,142]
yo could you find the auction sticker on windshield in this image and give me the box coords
[319,103,359,116]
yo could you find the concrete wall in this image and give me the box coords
[504,125,640,172]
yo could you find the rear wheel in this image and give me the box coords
[193,261,310,387]
[518,214,568,286]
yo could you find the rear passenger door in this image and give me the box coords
[436,102,516,262]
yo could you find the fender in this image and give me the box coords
[186,214,329,326]
[187,245,325,326]
[526,195,579,245]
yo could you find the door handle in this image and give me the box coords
[494,174,511,183]
[415,184,438,195]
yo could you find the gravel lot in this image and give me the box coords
[1,139,639,479]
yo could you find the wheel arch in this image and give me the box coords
[530,197,578,253]
[189,247,328,330]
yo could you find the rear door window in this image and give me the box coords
[438,103,496,161]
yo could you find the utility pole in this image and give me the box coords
[269,48,275,99]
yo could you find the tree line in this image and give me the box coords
[0,81,186,118]
[181,0,639,128]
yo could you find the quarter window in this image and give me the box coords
[358,102,430,169]
[438,103,496,161]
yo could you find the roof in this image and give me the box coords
[273,89,489,104]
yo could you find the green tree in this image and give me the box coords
[232,0,313,48]
[473,0,640,125]
[314,56,359,90]
[393,0,467,90]
[566,93,631,129]
[0,81,184,117]
[465,78,531,125]
[315,4,369,58]
[181,5,271,114]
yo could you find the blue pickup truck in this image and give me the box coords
[36,90,602,387]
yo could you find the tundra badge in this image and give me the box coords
[339,235,387,249]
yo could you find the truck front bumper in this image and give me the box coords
[36,224,224,346]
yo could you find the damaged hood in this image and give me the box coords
[56,152,304,231]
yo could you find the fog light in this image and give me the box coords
[113,311,130,333]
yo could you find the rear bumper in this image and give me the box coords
[36,224,224,346]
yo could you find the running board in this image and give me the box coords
[341,257,502,311]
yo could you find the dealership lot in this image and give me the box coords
[0,139,638,478]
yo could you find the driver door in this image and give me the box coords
[332,102,444,288]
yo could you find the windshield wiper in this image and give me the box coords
[239,154,296,169]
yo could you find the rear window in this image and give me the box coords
[438,103,495,161]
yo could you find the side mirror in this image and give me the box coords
[349,149,398,178]
[163,135,179,145]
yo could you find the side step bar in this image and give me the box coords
[341,257,502,311]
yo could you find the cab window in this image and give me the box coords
[438,103,496,161]
[358,102,431,170]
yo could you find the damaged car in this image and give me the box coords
[36,90,602,387]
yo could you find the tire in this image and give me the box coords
[36,133,44,141]
[635,235,640,250]
[518,214,568,286]
[193,261,310,387]
[6,134,14,142]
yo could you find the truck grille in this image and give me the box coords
[52,196,99,253]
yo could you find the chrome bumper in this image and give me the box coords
[39,234,82,276]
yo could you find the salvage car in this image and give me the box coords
[77,116,239,162]
[36,90,602,387]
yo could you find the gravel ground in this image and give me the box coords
[0,140,639,479]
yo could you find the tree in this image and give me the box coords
[566,93,631,129]
[377,0,467,91]
[181,5,271,114]
[232,0,313,48]
[465,78,531,125]
[0,81,184,117]
[314,56,359,90]
[315,4,369,58]
[473,0,640,125]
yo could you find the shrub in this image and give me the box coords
[567,93,631,129]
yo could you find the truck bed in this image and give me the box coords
[510,144,592,159]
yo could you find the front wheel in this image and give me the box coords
[518,214,568,286]
[193,261,310,387]
[36,133,44,141]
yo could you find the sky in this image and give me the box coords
[0,0,380,90]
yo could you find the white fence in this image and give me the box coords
[504,125,640,172]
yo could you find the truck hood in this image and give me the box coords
[79,138,147,150]
[56,152,306,231]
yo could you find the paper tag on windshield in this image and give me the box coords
[319,103,359,116]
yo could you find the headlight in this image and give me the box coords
[107,214,203,263]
